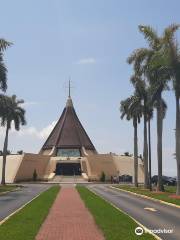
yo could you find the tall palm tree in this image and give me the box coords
[1,95,26,185]
[154,24,180,195]
[0,39,12,92]
[120,94,142,187]
[146,95,154,190]
[150,77,168,191]
[128,25,169,191]
[128,74,149,188]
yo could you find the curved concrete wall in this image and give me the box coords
[0,155,23,183]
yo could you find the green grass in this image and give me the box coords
[0,185,19,194]
[0,185,59,240]
[114,185,180,206]
[77,186,155,240]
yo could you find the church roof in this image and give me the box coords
[41,96,96,151]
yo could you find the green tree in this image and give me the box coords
[1,95,26,185]
[129,75,150,188]
[128,25,169,191]
[0,39,12,92]
[120,94,142,187]
[146,93,154,191]
[153,24,180,195]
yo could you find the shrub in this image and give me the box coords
[33,169,38,181]
[17,150,23,155]
[100,171,106,182]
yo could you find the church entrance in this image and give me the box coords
[55,162,81,176]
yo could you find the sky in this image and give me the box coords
[0,0,180,176]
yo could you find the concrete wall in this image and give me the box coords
[0,155,23,183]
[81,148,97,156]
[14,153,50,182]
[41,149,52,155]
[113,155,144,183]
[86,154,144,182]
[86,154,117,180]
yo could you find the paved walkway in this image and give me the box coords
[36,186,104,240]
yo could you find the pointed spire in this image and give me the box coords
[66,77,73,107]
[68,77,71,98]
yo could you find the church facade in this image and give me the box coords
[0,92,144,183]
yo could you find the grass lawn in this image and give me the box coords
[0,185,19,194]
[0,185,59,240]
[77,186,155,240]
[114,185,180,206]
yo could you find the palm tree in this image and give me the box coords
[128,74,149,188]
[120,94,142,187]
[153,24,180,195]
[128,25,169,191]
[146,95,154,191]
[1,95,26,185]
[0,39,12,92]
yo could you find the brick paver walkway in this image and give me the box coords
[36,186,104,240]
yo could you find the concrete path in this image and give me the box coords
[0,184,50,221]
[36,186,104,240]
[51,175,88,184]
[88,184,180,240]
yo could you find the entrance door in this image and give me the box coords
[55,162,81,176]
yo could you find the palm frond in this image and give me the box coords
[163,24,180,43]
[0,39,12,52]
[138,25,160,49]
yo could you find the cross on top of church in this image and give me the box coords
[68,78,71,98]
[65,77,74,101]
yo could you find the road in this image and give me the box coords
[0,184,50,221]
[88,184,180,240]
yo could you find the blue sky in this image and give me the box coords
[0,0,180,176]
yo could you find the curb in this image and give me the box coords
[87,187,161,240]
[0,190,46,225]
[0,187,21,196]
[110,186,180,209]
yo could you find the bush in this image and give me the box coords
[17,150,23,155]
[33,169,38,181]
[100,171,106,182]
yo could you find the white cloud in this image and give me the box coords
[76,58,96,65]
[16,121,57,139]
[0,121,57,153]
[38,121,57,139]
[21,101,39,107]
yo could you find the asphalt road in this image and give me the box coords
[0,184,51,221]
[88,184,180,240]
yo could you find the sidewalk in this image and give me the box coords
[36,186,104,240]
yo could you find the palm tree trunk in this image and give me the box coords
[175,95,180,195]
[148,119,152,191]
[134,120,138,187]
[157,97,164,191]
[143,113,149,188]
[1,125,9,185]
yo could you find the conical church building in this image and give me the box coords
[40,94,97,175]
[40,95,96,157]
[0,87,144,183]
